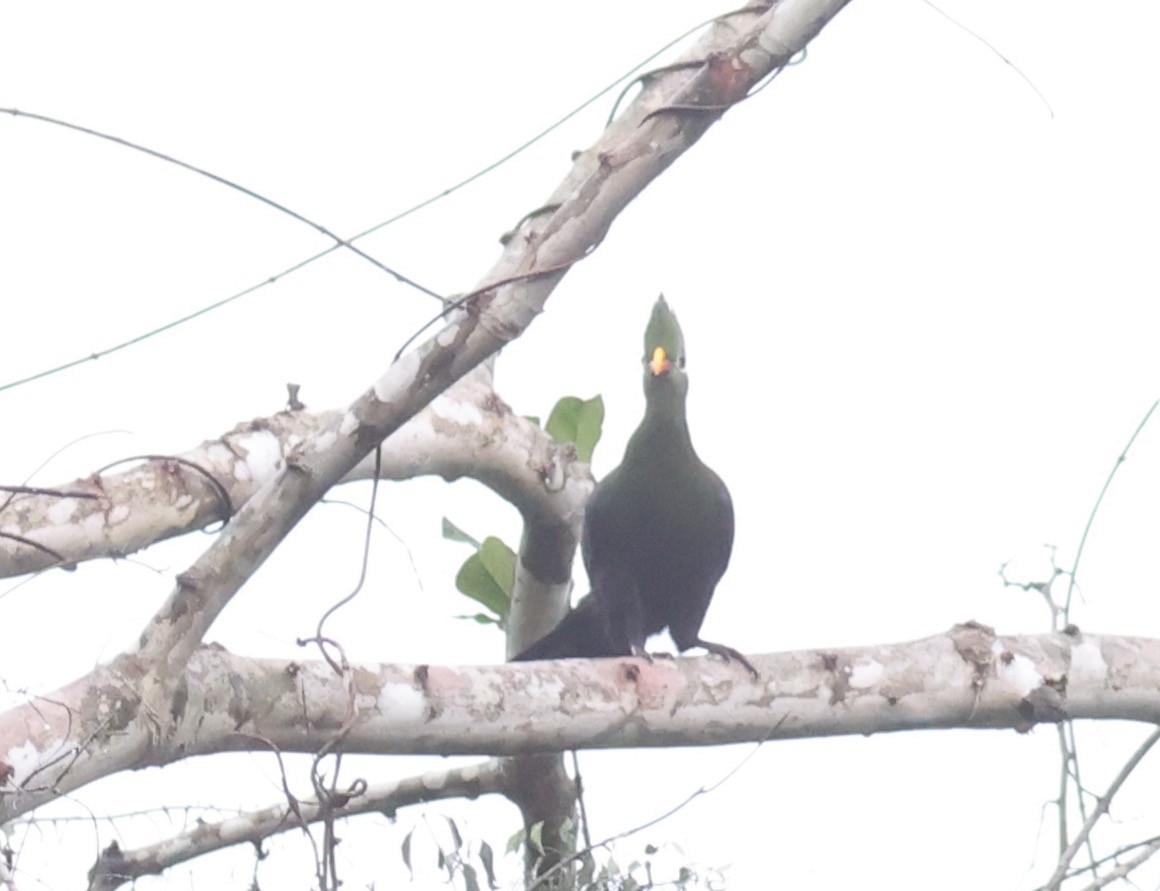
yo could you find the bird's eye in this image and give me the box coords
[677,354,687,369]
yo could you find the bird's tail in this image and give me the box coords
[510,596,625,662]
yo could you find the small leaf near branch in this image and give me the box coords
[442,516,480,548]
[456,612,503,626]
[478,537,515,598]
[453,537,515,623]
[479,840,498,890]
[505,828,525,856]
[401,828,414,879]
[545,395,604,462]
[528,821,545,857]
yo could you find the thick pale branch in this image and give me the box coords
[4,627,1158,822]
[0,372,590,579]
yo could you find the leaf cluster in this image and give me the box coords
[446,395,603,627]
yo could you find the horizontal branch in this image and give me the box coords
[4,625,1158,822]
[0,372,590,579]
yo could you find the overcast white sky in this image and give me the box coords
[3,1,1160,889]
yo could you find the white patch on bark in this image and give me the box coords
[47,498,79,524]
[232,430,284,485]
[5,738,55,784]
[848,660,884,689]
[1071,640,1108,685]
[205,442,235,467]
[454,764,480,784]
[313,429,337,452]
[993,641,1043,696]
[377,681,427,722]
[431,395,483,426]
[374,350,421,404]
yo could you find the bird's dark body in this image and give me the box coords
[513,297,751,673]
[578,407,733,656]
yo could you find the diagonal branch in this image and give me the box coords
[86,760,507,891]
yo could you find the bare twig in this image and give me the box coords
[1042,728,1160,890]
[527,717,784,891]
[1064,399,1159,622]
[84,762,505,890]
[1075,837,1160,890]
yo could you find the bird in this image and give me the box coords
[513,295,756,677]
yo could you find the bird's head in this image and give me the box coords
[642,295,688,400]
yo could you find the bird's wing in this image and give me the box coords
[666,466,734,651]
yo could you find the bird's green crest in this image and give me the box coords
[644,295,684,362]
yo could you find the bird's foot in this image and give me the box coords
[629,645,675,666]
[696,639,759,680]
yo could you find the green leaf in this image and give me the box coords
[454,537,515,621]
[446,816,463,851]
[401,828,414,879]
[442,517,480,548]
[463,863,481,891]
[478,537,515,597]
[479,841,498,890]
[528,821,545,856]
[505,828,525,856]
[455,612,503,626]
[545,395,604,462]
[454,554,507,618]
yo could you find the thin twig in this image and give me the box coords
[528,717,784,891]
[0,10,731,395]
[919,0,1054,118]
[1042,727,1160,890]
[1064,399,1159,621]
[1,108,441,300]
[312,447,382,657]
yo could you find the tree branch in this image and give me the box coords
[86,760,507,891]
[0,371,590,579]
[5,626,1158,822]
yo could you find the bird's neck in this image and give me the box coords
[625,388,693,464]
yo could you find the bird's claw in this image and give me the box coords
[698,641,759,680]
[629,646,675,665]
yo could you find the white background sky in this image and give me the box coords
[3,1,1160,888]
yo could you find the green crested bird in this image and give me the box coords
[514,296,756,677]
